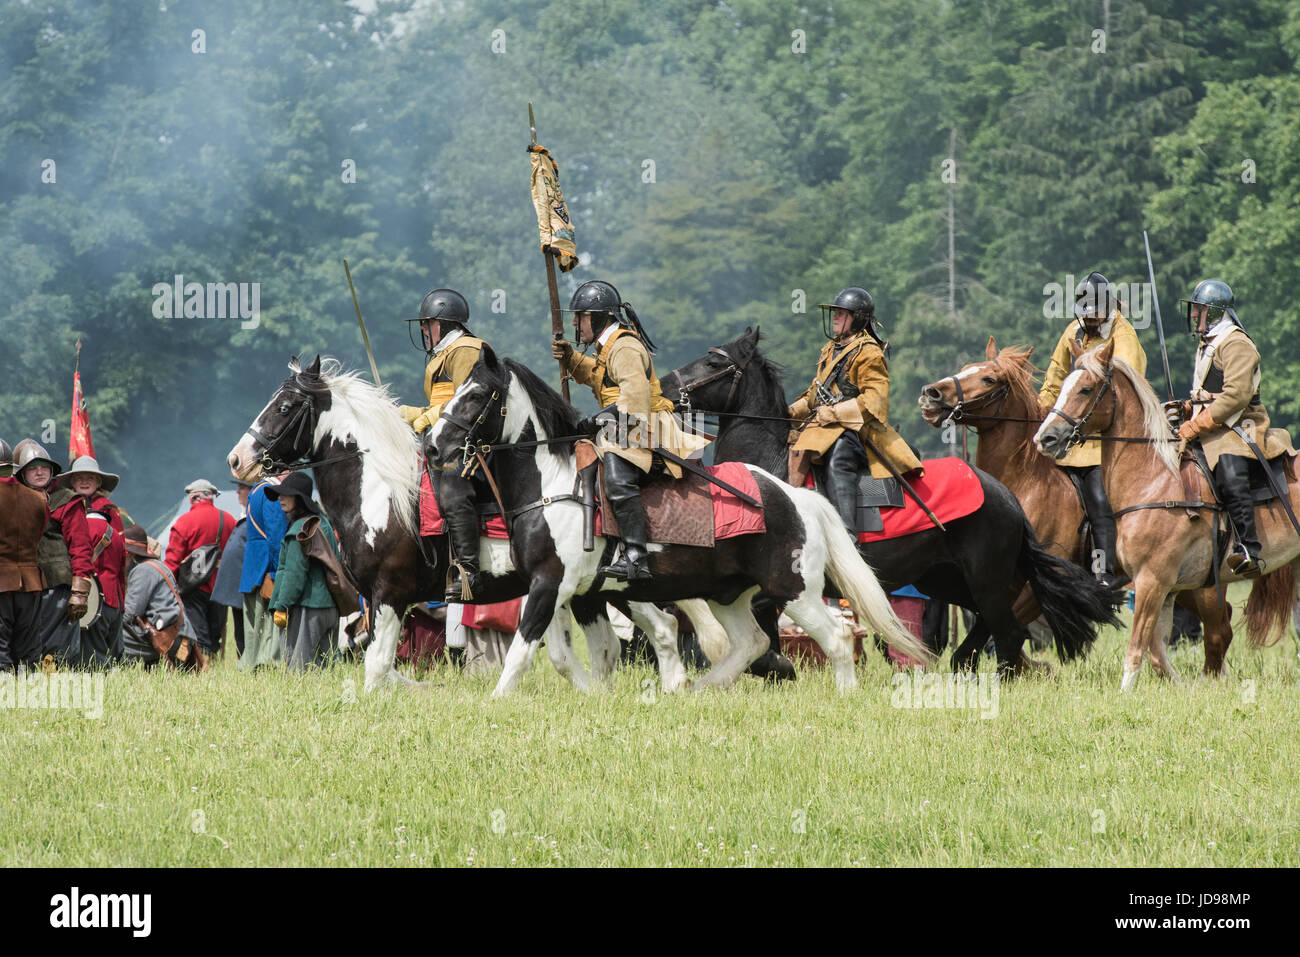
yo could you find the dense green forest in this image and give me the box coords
[2,0,1298,522]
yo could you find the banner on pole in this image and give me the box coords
[527,145,578,272]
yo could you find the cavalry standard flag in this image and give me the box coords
[527,144,578,272]
[70,368,95,460]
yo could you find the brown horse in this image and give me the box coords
[919,337,1235,675]
[1033,339,1297,691]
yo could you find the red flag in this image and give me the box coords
[70,369,95,460]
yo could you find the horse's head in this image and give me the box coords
[425,344,509,468]
[661,326,762,415]
[1034,339,1117,460]
[227,355,331,482]
[919,336,1034,428]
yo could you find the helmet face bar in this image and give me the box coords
[1073,271,1114,322]
[1179,278,1235,333]
[818,286,875,341]
[405,288,470,352]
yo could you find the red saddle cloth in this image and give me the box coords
[858,457,983,542]
[803,456,984,542]
[419,469,509,539]
[598,460,766,545]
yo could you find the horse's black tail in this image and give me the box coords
[1016,516,1124,662]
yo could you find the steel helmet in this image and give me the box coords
[405,288,470,352]
[1179,278,1236,333]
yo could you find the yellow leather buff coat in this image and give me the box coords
[564,328,710,475]
[789,331,922,479]
[399,336,485,433]
[1038,311,1146,469]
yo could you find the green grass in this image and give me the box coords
[3,596,1299,867]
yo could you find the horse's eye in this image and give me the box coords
[1079,387,1092,395]
[981,377,995,386]
[278,403,291,414]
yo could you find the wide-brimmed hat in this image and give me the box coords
[56,455,120,494]
[123,524,159,558]
[184,478,219,496]
[263,470,320,515]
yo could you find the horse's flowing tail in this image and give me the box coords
[1245,561,1296,648]
[1017,516,1123,661]
[794,488,935,664]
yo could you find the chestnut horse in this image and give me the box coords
[919,336,1234,675]
[1033,340,1297,691]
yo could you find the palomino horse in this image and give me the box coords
[660,328,1122,675]
[425,347,932,695]
[1033,339,1298,691]
[226,356,698,694]
[919,336,1234,674]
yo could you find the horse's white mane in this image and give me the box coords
[1077,348,1180,475]
[312,357,419,534]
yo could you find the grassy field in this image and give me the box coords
[3,597,1298,868]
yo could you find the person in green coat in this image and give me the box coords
[265,472,339,672]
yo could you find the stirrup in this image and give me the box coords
[446,561,479,601]
[1229,551,1265,579]
[600,549,651,582]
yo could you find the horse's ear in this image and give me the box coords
[1097,338,1115,366]
[306,355,322,377]
[1024,345,1034,359]
[745,325,753,335]
[985,335,997,360]
[288,355,301,374]
[478,343,501,376]
[1068,338,1084,360]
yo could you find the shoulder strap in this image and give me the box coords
[143,560,186,625]
[246,484,269,537]
[91,523,114,562]
[214,511,225,547]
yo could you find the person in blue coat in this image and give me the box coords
[237,472,288,670]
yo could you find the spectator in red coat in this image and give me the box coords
[165,478,236,656]
[58,456,127,668]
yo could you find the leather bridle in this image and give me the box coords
[439,387,506,467]
[673,345,753,416]
[249,378,322,471]
[940,368,1012,424]
[1043,369,1114,450]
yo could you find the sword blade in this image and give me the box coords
[1143,230,1175,401]
[855,431,946,532]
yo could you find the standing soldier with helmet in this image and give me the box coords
[1,438,50,670]
[1037,272,1148,588]
[552,280,710,581]
[12,439,96,666]
[787,286,923,533]
[399,288,490,600]
[1165,279,1292,578]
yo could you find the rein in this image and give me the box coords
[253,377,367,472]
[675,345,755,416]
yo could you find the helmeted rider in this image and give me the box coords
[1165,279,1292,578]
[787,286,922,533]
[398,288,489,600]
[1038,272,1147,588]
[551,280,710,582]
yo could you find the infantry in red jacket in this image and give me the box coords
[1,437,50,670]
[165,479,236,656]
[13,440,95,667]
[58,456,128,668]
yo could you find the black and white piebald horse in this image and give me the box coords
[226,356,701,693]
[660,328,1124,675]
[426,347,932,695]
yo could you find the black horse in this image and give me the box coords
[660,328,1122,674]
[226,356,690,692]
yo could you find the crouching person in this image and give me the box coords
[120,525,204,670]
[265,472,339,672]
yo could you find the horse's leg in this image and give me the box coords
[674,598,729,664]
[783,591,857,691]
[572,603,619,689]
[625,602,689,694]
[951,617,988,673]
[1181,587,1232,677]
[1123,572,1171,692]
[363,602,422,691]
[543,603,591,693]
[694,587,770,691]
[492,582,560,698]
[1146,594,1181,683]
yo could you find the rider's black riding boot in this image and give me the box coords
[826,434,868,534]
[1215,454,1264,577]
[436,471,482,600]
[600,455,652,582]
[1079,465,1128,589]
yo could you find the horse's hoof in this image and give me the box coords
[749,650,797,683]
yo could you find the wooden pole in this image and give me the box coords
[545,250,571,402]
